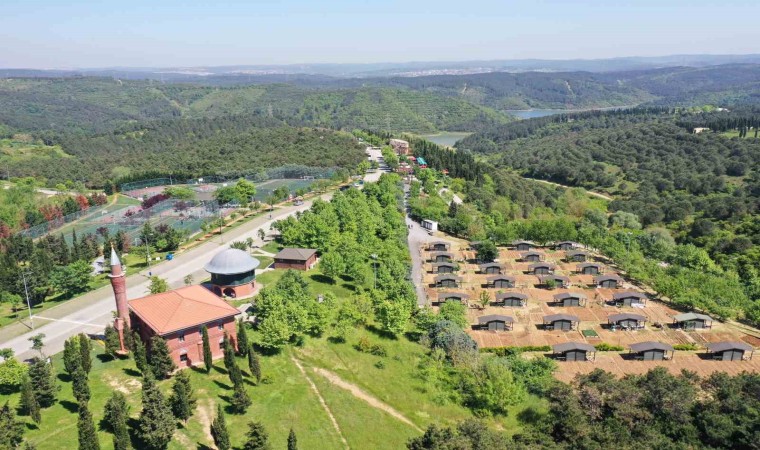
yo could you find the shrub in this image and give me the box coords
[673,343,700,351]
[480,345,551,355]
[374,360,385,369]
[354,337,387,357]
[594,343,624,352]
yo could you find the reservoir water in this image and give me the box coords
[419,131,472,147]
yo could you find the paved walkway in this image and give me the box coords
[0,192,335,361]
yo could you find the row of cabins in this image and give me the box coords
[431,259,604,276]
[428,240,583,254]
[433,273,625,289]
[437,290,648,308]
[552,341,754,362]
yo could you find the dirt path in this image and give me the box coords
[291,356,350,449]
[196,397,215,445]
[525,177,614,201]
[311,367,423,433]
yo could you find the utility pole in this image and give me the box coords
[21,271,34,330]
[371,253,378,290]
[145,234,152,272]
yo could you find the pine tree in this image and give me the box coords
[28,357,57,408]
[148,336,176,380]
[63,337,81,375]
[243,421,271,450]
[0,402,25,449]
[200,326,213,373]
[78,333,92,374]
[104,324,121,357]
[287,428,298,450]
[247,345,261,384]
[136,374,175,450]
[237,318,249,358]
[210,404,231,450]
[168,371,195,423]
[77,402,100,450]
[229,380,251,414]
[18,376,41,424]
[103,391,130,450]
[132,335,148,374]
[71,366,91,404]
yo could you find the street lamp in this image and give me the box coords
[370,254,378,290]
[21,270,34,330]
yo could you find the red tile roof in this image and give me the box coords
[128,285,239,335]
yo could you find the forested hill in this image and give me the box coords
[0,78,510,134]
[1,115,366,186]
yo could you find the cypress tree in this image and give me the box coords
[237,318,249,357]
[200,326,213,373]
[103,391,130,450]
[287,428,298,450]
[78,333,92,374]
[19,376,41,424]
[210,404,231,450]
[103,324,121,357]
[63,337,81,376]
[168,371,195,423]
[229,381,251,414]
[223,335,242,386]
[71,366,91,404]
[136,374,175,450]
[132,335,148,374]
[0,402,25,449]
[77,402,100,450]
[247,344,261,384]
[28,357,57,408]
[148,336,176,380]
[243,421,271,450]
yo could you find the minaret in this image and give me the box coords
[109,246,129,354]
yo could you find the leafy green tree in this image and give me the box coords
[77,402,100,450]
[438,301,468,329]
[28,357,56,408]
[230,381,251,414]
[78,333,92,374]
[247,345,262,384]
[0,353,28,391]
[28,334,46,357]
[63,336,80,375]
[375,300,410,336]
[609,211,642,230]
[136,374,175,450]
[210,404,231,450]
[148,336,175,380]
[214,186,237,205]
[237,318,250,358]
[243,421,271,450]
[462,357,526,416]
[103,391,130,450]
[200,326,213,372]
[476,240,498,262]
[319,252,344,283]
[132,334,148,374]
[0,402,25,449]
[103,324,121,357]
[148,276,169,294]
[169,370,196,423]
[287,428,297,450]
[18,375,41,424]
[71,366,90,404]
[234,179,257,204]
[50,260,92,298]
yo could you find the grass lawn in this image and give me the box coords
[260,240,283,255]
[251,254,274,270]
[256,268,356,299]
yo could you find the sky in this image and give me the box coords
[1,0,758,69]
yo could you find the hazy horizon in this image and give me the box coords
[2,0,759,69]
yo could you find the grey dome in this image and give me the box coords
[204,248,260,275]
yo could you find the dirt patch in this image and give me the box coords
[310,366,423,433]
[291,356,349,449]
[104,374,139,395]
[196,398,215,445]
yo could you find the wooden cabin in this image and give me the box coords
[434,275,462,288]
[555,241,578,251]
[437,292,469,305]
[611,291,647,307]
[429,251,455,263]
[538,275,570,289]
[577,263,602,275]
[479,263,504,275]
[552,342,596,361]
[476,315,514,331]
[512,240,535,251]
[594,274,624,289]
[706,342,754,361]
[566,250,589,262]
[607,313,647,330]
[520,251,543,262]
[428,241,451,252]
[495,292,528,307]
[673,312,714,330]
[552,292,587,307]
[629,341,674,361]
[432,263,457,274]
[528,262,555,275]
[486,275,516,289]
[543,314,580,331]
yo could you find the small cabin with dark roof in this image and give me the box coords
[429,251,455,263]
[607,313,647,330]
[486,275,516,289]
[706,341,754,361]
[520,251,543,262]
[528,262,555,275]
[495,292,528,307]
[512,240,535,251]
[476,315,514,331]
[432,263,457,274]
[629,341,674,361]
[552,292,587,307]
[538,274,570,288]
[543,313,580,331]
[555,241,578,251]
[274,248,318,271]
[577,263,603,275]
[437,292,469,305]
[434,274,462,288]
[611,291,647,307]
[552,342,596,361]
[479,263,505,275]
[566,250,589,262]
[428,241,451,252]
[594,274,623,289]
[673,312,714,330]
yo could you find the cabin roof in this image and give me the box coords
[543,313,580,323]
[553,342,596,353]
[553,292,588,301]
[478,315,514,324]
[707,341,753,353]
[673,312,714,322]
[630,341,674,352]
[608,313,647,323]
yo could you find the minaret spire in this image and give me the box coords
[109,245,129,354]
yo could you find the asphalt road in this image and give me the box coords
[2,192,334,361]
